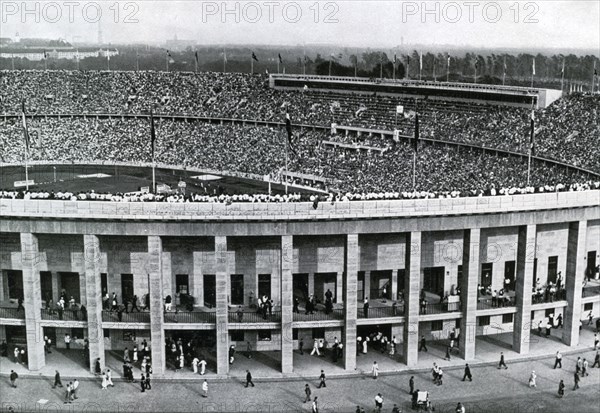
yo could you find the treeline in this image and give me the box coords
[0,46,596,87]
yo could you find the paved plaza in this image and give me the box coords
[2,325,600,412]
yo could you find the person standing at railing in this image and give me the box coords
[237,306,243,322]
[363,298,369,318]
[131,295,141,312]
[17,297,24,313]
[64,334,71,350]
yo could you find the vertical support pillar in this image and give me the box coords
[281,235,294,373]
[364,271,371,299]
[403,232,421,367]
[344,234,358,371]
[84,235,105,373]
[215,236,229,375]
[20,233,45,371]
[391,270,398,301]
[563,221,587,346]
[513,225,536,354]
[148,236,166,375]
[308,273,315,296]
[0,270,5,301]
[51,272,60,303]
[336,272,343,303]
[460,228,480,361]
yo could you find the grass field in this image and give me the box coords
[0,163,318,196]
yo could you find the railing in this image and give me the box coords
[42,308,86,321]
[229,310,281,323]
[101,310,150,323]
[293,308,345,322]
[582,285,600,298]
[532,290,567,304]
[0,307,25,319]
[164,310,216,323]
[477,297,516,310]
[2,190,598,221]
[358,305,404,319]
[419,302,461,315]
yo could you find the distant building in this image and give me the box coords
[0,47,119,61]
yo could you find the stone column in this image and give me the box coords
[459,228,480,361]
[51,272,60,303]
[148,236,166,375]
[0,270,5,301]
[20,233,45,371]
[344,234,358,371]
[403,232,421,367]
[281,235,294,373]
[84,235,105,373]
[308,273,315,296]
[215,236,229,375]
[513,225,536,354]
[391,269,398,301]
[563,221,587,346]
[363,271,371,300]
[336,272,343,304]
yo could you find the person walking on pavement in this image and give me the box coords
[374,393,384,412]
[462,364,472,381]
[52,370,63,388]
[437,368,444,385]
[140,374,146,393]
[202,379,208,397]
[371,361,379,379]
[312,396,319,413]
[409,376,415,394]
[9,370,18,388]
[304,383,312,403]
[554,351,563,369]
[576,357,583,375]
[64,382,72,404]
[101,372,108,390]
[594,333,599,350]
[245,370,255,387]
[558,380,565,398]
[592,351,600,368]
[310,339,321,356]
[106,369,114,387]
[145,373,151,390]
[573,371,580,390]
[456,402,466,413]
[419,335,428,352]
[528,370,537,388]
[71,379,79,400]
[317,370,326,388]
[582,358,589,376]
[498,352,508,369]
[299,337,304,355]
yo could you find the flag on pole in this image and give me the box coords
[224,50,228,63]
[285,112,297,155]
[530,111,535,156]
[561,59,565,75]
[195,51,199,65]
[21,101,30,153]
[532,58,536,75]
[393,54,397,64]
[252,52,259,62]
[413,113,419,152]
[150,109,156,160]
[167,50,175,64]
[419,52,423,70]
[278,53,283,64]
[447,56,451,66]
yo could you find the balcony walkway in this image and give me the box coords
[1,322,598,381]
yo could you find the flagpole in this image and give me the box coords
[136,49,140,71]
[251,57,254,74]
[195,52,198,73]
[284,130,289,195]
[412,151,416,192]
[433,57,436,82]
[223,49,226,73]
[503,56,506,86]
[561,60,565,92]
[446,56,450,82]
[166,54,169,72]
[329,57,332,77]
[527,100,535,187]
[592,61,596,93]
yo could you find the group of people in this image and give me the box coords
[1,71,600,199]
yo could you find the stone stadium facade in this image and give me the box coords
[0,190,599,376]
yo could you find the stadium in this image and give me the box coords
[0,68,599,411]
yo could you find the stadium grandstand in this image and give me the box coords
[0,69,599,383]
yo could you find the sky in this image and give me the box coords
[1,0,599,51]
